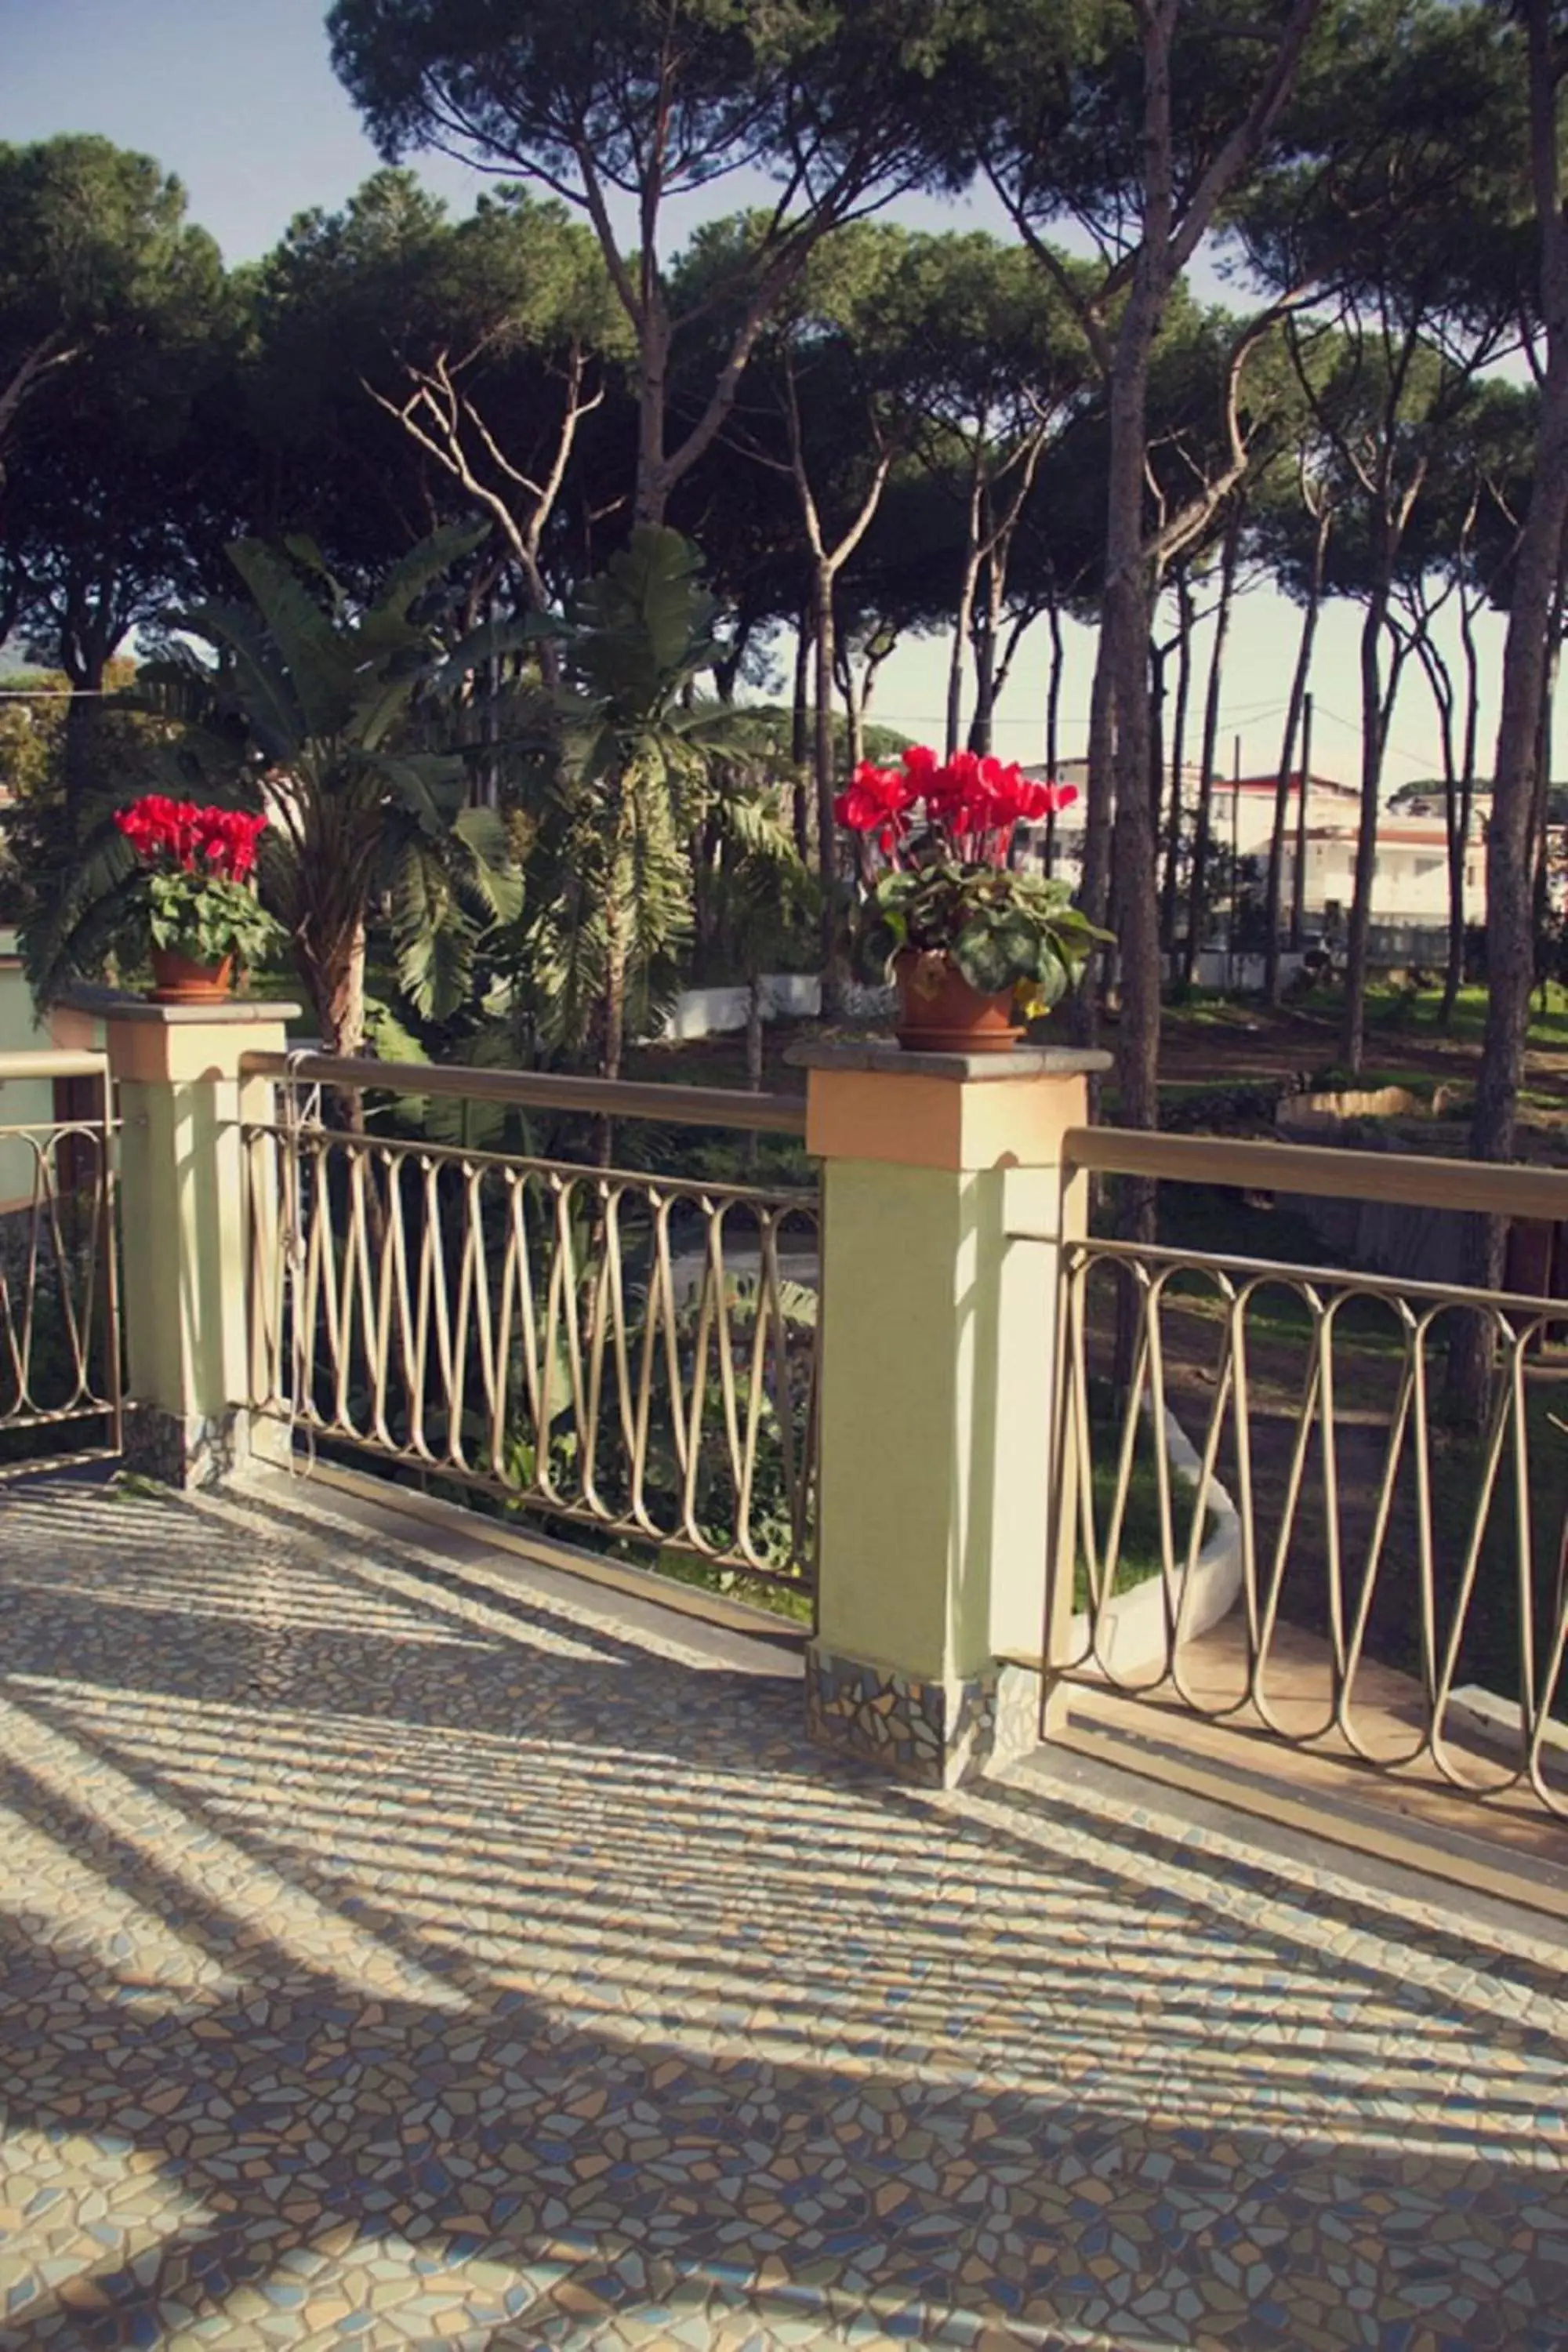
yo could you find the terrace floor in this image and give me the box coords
[0,1477,1566,2351]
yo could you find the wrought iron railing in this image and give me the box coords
[241,1054,819,1595]
[1012,1127,1568,1821]
[0,1051,122,1471]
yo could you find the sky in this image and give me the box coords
[1,0,1542,790]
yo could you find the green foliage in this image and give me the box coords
[509,526,781,1070]
[139,869,280,969]
[165,524,525,1042]
[0,134,223,433]
[24,526,525,1043]
[858,862,1109,1007]
[328,0,964,254]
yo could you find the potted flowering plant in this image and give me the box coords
[835,745,1109,1051]
[112,796,278,1004]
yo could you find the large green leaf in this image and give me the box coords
[418,920,475,1021]
[223,541,358,739]
[430,613,549,694]
[161,609,304,765]
[388,840,472,1018]
[451,805,524,924]
[569,527,720,718]
[362,521,491,649]
[371,750,468,835]
[349,659,426,755]
[951,916,1016,996]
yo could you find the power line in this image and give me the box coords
[1310,703,1440,772]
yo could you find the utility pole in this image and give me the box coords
[1291,692,1312,949]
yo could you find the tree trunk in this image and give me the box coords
[1265,511,1327,1004]
[1340,574,1394,1073]
[1530,577,1563,1000]
[790,610,812,860]
[1160,567,1195,958]
[1044,590,1065,878]
[947,458,986,758]
[812,561,842,1007]
[1420,627,1464,1028]
[633,307,670,528]
[302,918,372,1157]
[1444,579,1484,1022]
[597,874,629,1167]
[312,920,368,1061]
[1148,626,1167,928]
[1105,289,1163,1272]
[1185,500,1243,989]
[1071,637,1117,1050]
[1454,0,1568,1420]
[969,548,1004,756]
[745,968,765,1094]
[743,961,765,1171]
[790,609,811,765]
[837,641,867,776]
[59,641,112,842]
[1292,691,1315,948]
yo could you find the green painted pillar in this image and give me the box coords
[793,1040,1106,1786]
[98,997,297,1488]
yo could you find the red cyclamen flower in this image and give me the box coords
[116,797,267,880]
[831,745,1078,866]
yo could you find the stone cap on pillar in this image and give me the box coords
[63,985,303,1085]
[785,1035,1110,1172]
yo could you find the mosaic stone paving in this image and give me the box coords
[0,1477,1566,2350]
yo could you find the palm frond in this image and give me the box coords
[153,615,304,765]
[223,540,358,739]
[361,521,491,648]
[388,838,466,1018]
[450,805,524,926]
[371,750,468,836]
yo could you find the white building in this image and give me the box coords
[1023,764,1485,931]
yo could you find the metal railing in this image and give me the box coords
[1012,1127,1568,1820]
[241,1053,819,1595]
[0,1051,122,1472]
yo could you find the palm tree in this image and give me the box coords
[708,783,818,1097]
[517,527,771,1091]
[24,524,524,1057]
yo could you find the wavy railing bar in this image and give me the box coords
[0,1119,122,1455]
[241,1051,810,1138]
[243,1118,821,1591]
[1047,1231,1568,1820]
[1062,1124,1568,1221]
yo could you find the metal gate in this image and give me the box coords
[1023,1127,1568,1837]
[0,1049,122,1478]
[241,1050,820,1604]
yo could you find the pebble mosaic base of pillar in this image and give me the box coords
[804,1646,1043,1787]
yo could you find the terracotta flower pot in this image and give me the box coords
[148,947,235,1006]
[894,950,1024,1053]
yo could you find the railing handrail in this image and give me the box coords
[244,1109,817,1203]
[1044,1230,1565,1321]
[1065,1123,1568,1223]
[0,1051,109,1084]
[240,1050,809,1138]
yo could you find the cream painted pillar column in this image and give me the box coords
[792,1040,1106,1787]
[95,996,299,1488]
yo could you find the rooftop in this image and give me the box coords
[2,1470,1566,2350]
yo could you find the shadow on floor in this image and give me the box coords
[1,1480,1566,2350]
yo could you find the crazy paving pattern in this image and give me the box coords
[0,1481,1566,2351]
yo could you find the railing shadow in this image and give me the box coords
[2,1479,1567,2346]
